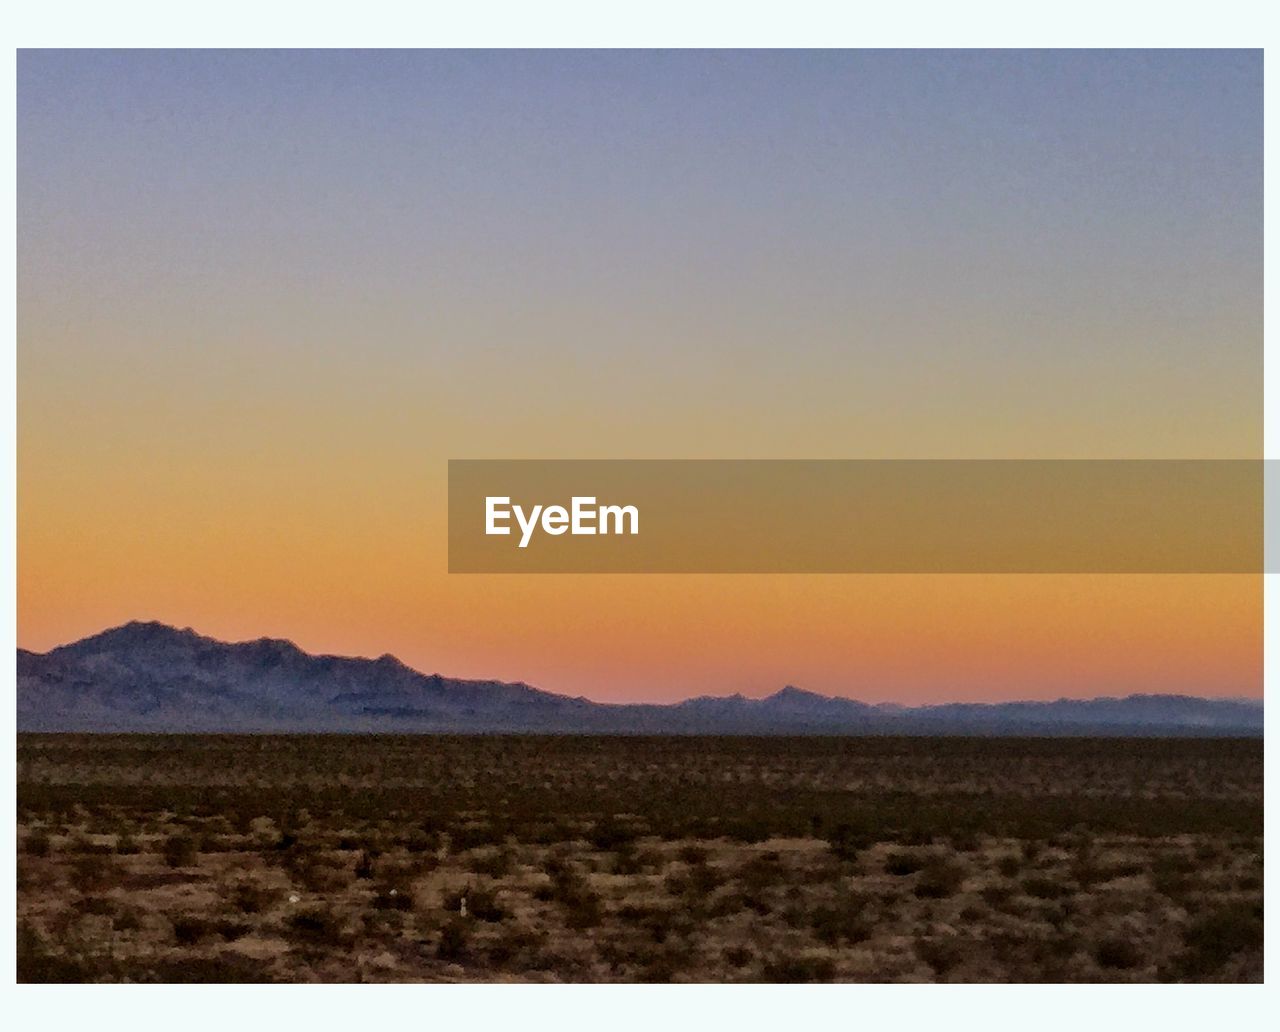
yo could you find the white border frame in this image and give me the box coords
[3,4,1274,1027]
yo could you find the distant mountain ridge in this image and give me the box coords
[16,621,1263,735]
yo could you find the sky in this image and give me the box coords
[17,49,1262,703]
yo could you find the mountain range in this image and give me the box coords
[16,621,1264,735]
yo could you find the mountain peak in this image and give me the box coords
[759,685,874,714]
[56,620,204,653]
[767,685,826,702]
[16,622,1263,735]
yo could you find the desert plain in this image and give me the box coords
[16,734,1263,982]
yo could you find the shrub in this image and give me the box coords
[591,819,639,852]
[618,902,687,945]
[484,924,543,966]
[17,922,102,983]
[162,834,198,869]
[807,897,871,946]
[824,823,867,862]
[450,824,503,851]
[285,907,345,945]
[1152,851,1196,877]
[294,859,348,893]
[536,857,603,927]
[666,861,725,898]
[211,918,251,941]
[172,915,213,946]
[24,832,51,857]
[145,954,275,983]
[113,908,143,933]
[738,853,786,892]
[885,851,926,876]
[466,848,513,878]
[71,835,114,856]
[229,881,280,915]
[1091,860,1143,883]
[611,844,651,875]
[372,888,413,911]
[677,845,709,865]
[761,953,837,983]
[721,819,772,844]
[996,854,1021,878]
[69,855,112,893]
[915,858,966,899]
[919,935,967,977]
[1150,851,1198,899]
[405,827,441,854]
[437,918,469,961]
[443,884,505,922]
[1022,875,1070,900]
[72,895,116,917]
[637,941,698,983]
[1181,903,1263,972]
[469,885,507,923]
[1193,841,1224,863]
[979,889,1019,917]
[1094,937,1144,970]
[563,890,603,929]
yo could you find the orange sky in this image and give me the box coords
[17,51,1262,702]
[17,460,1262,702]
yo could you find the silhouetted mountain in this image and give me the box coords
[17,622,595,732]
[16,622,1263,735]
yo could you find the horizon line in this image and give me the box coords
[20,618,1265,710]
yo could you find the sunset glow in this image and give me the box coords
[17,50,1261,703]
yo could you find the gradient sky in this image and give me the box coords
[17,50,1262,703]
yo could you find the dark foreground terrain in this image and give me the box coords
[17,734,1263,982]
